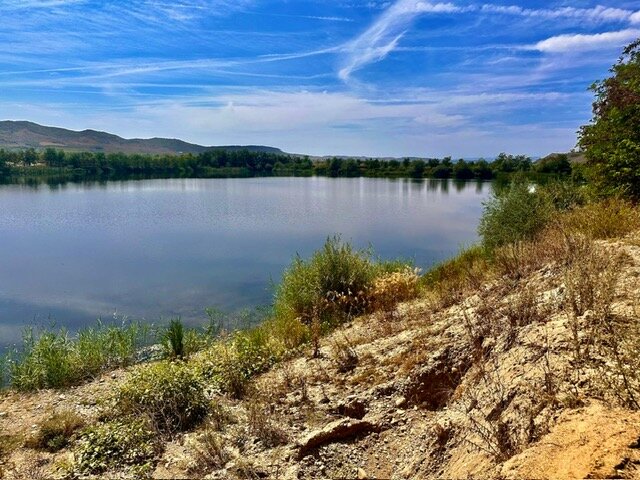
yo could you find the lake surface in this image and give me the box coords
[0,177,490,345]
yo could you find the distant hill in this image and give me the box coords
[0,121,283,155]
[538,151,586,164]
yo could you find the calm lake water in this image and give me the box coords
[0,177,490,345]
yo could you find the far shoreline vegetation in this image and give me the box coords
[0,146,577,185]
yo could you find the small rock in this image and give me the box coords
[357,467,368,478]
[336,397,369,419]
[298,418,380,459]
[395,396,407,408]
[0,412,7,418]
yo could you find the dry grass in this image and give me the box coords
[246,399,288,448]
[24,410,85,452]
[367,267,421,312]
[190,427,231,472]
[208,403,235,432]
[563,242,621,318]
[502,284,550,348]
[423,246,491,309]
[9,452,49,480]
[559,198,640,240]
[458,358,523,462]
[0,432,22,462]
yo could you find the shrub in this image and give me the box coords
[112,361,209,434]
[25,410,85,452]
[74,419,157,474]
[194,331,276,400]
[233,327,278,378]
[479,181,553,251]
[274,236,377,324]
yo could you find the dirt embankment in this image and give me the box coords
[2,233,640,479]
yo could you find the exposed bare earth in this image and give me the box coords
[2,233,640,479]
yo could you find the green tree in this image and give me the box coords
[0,149,9,177]
[453,159,474,179]
[409,159,425,178]
[578,38,640,200]
[23,148,38,167]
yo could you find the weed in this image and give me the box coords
[502,284,548,346]
[112,360,209,435]
[7,320,149,391]
[190,427,231,472]
[331,335,359,373]
[563,242,619,318]
[592,313,640,409]
[458,358,529,463]
[208,403,235,432]
[246,399,288,448]
[25,410,84,452]
[161,318,185,359]
[367,267,420,312]
[73,418,157,475]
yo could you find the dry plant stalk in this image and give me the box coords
[331,335,359,373]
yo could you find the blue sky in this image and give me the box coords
[1,1,639,157]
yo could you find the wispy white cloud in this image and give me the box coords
[532,29,640,53]
[337,1,640,81]
[480,4,638,23]
[339,1,454,80]
[0,0,86,7]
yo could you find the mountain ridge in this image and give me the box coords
[0,120,284,155]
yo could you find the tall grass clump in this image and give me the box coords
[8,328,74,391]
[7,320,149,391]
[161,318,187,359]
[159,317,214,360]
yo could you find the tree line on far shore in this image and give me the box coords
[0,147,574,182]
